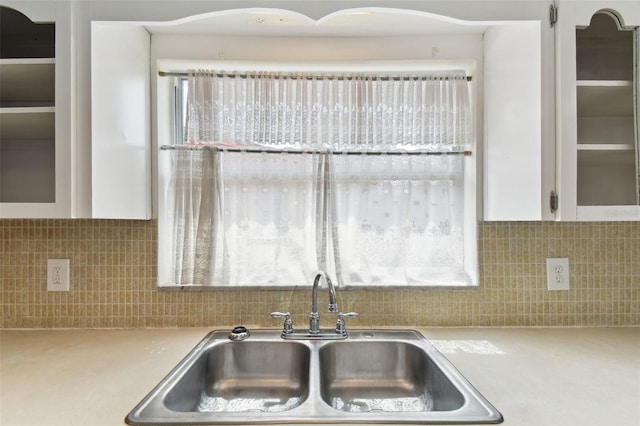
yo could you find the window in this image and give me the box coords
[160,65,477,288]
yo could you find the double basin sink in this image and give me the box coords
[126,329,502,424]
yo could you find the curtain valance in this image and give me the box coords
[185,70,472,151]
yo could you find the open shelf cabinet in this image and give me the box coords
[0,5,58,211]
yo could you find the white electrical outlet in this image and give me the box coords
[47,259,70,291]
[546,258,570,291]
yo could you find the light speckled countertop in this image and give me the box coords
[1,327,638,426]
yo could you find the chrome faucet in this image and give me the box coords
[309,270,338,334]
[271,270,357,340]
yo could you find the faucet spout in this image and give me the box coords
[310,270,338,334]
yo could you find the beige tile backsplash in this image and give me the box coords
[1,219,638,328]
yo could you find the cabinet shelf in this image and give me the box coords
[577,116,634,145]
[576,83,634,117]
[577,147,636,166]
[577,143,634,151]
[576,79,632,87]
[0,108,55,139]
[0,102,55,108]
[0,58,55,68]
[0,58,55,105]
[0,106,55,113]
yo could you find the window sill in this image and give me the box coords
[157,284,479,291]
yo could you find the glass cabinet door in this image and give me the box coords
[557,1,640,221]
[0,6,56,205]
[575,11,638,209]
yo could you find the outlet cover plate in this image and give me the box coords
[47,259,70,291]
[546,258,570,291]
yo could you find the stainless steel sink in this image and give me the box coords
[126,329,503,425]
[319,340,465,413]
[164,341,310,413]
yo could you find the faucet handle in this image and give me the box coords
[335,312,358,335]
[270,311,293,334]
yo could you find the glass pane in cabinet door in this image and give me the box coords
[0,6,56,205]
[575,11,638,206]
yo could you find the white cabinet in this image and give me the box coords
[483,18,552,221]
[0,2,72,218]
[556,0,640,221]
[0,0,557,220]
[0,1,152,219]
[88,1,554,222]
[91,23,151,219]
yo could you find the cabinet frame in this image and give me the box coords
[0,1,73,218]
[556,0,640,221]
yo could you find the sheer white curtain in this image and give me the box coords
[167,149,326,286]
[168,149,218,285]
[184,71,472,150]
[167,69,473,286]
[329,153,467,286]
[216,151,325,285]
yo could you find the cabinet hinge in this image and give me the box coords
[549,4,558,27]
[550,191,559,213]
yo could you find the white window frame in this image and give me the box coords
[157,60,478,289]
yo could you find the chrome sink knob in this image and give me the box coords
[336,312,358,335]
[271,311,294,334]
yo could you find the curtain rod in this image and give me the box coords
[158,71,472,82]
[161,145,472,157]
